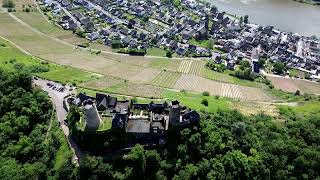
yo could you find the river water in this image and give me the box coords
[206,0,320,36]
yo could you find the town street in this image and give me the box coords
[33,78,83,165]
[82,0,150,34]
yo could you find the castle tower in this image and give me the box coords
[169,101,181,126]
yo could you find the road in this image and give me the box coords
[83,0,150,34]
[52,0,84,31]
[33,78,83,166]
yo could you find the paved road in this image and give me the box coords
[52,0,84,30]
[83,0,149,34]
[33,78,83,165]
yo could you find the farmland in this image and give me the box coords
[105,82,164,98]
[0,36,99,84]
[150,71,181,87]
[79,75,122,90]
[0,9,319,104]
[268,76,320,95]
[174,74,275,101]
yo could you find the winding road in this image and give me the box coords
[33,78,83,166]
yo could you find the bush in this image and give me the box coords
[201,99,209,106]
[2,0,15,8]
[131,97,138,103]
[202,91,210,96]
[166,51,173,58]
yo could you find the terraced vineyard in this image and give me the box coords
[150,71,181,88]
[268,76,320,95]
[174,74,275,101]
[129,68,161,83]
[103,62,145,80]
[188,60,205,75]
[178,60,193,73]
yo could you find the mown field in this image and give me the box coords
[0,37,99,84]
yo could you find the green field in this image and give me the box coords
[0,37,100,84]
[188,38,212,49]
[146,47,168,57]
[162,90,232,113]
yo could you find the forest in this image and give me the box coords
[1,68,320,179]
[0,68,72,179]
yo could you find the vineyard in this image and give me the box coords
[106,82,164,98]
[80,75,122,90]
[150,71,181,88]
[188,60,205,75]
[178,60,193,73]
[174,74,275,101]
[103,62,144,80]
[129,68,161,83]
[268,76,320,95]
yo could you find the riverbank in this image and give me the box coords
[293,0,320,5]
[208,0,320,37]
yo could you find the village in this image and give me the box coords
[65,92,200,144]
[39,0,320,80]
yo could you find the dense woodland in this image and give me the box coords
[67,104,320,179]
[1,68,320,179]
[0,69,72,179]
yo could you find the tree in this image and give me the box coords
[258,58,266,67]
[273,62,285,74]
[166,51,173,58]
[202,91,210,96]
[2,0,15,8]
[243,15,249,24]
[125,144,146,178]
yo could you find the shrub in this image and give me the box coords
[202,91,210,96]
[166,51,173,58]
[201,99,208,106]
[131,97,138,103]
[2,0,15,8]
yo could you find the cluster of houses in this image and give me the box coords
[68,92,200,141]
[41,0,320,78]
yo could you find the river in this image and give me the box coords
[206,0,320,36]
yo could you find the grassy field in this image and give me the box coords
[38,67,101,84]
[105,82,164,98]
[162,90,231,113]
[146,47,168,57]
[0,36,99,84]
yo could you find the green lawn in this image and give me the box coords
[98,116,112,131]
[162,90,231,113]
[38,67,101,84]
[146,47,168,57]
[188,38,212,49]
